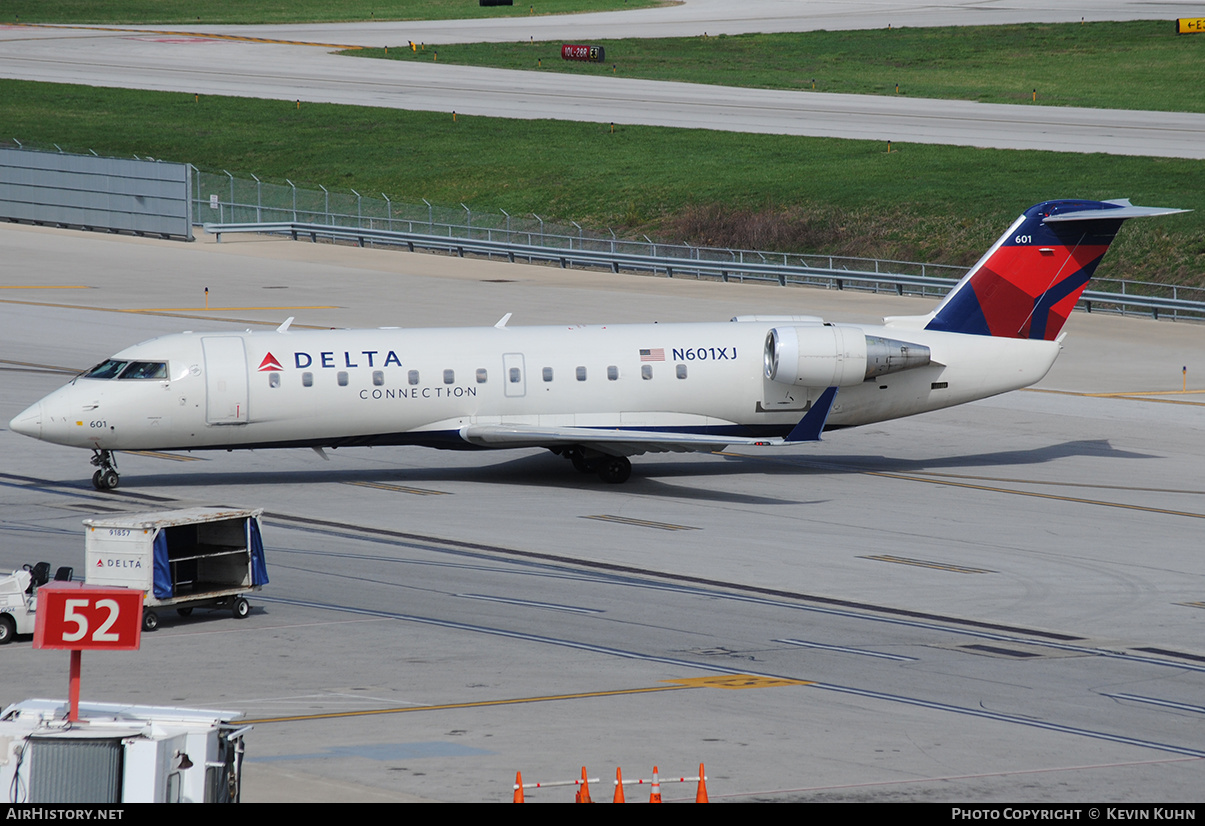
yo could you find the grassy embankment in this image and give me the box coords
[2,19,1202,284]
[5,78,1200,285]
[358,21,1205,113]
[0,0,663,25]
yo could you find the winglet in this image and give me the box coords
[785,386,838,442]
[276,316,295,333]
[494,313,512,329]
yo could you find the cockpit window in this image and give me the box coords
[118,361,169,380]
[83,360,128,379]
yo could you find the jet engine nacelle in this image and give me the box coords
[764,325,931,387]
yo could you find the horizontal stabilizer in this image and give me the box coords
[1044,205,1188,222]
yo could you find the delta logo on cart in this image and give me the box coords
[96,556,142,569]
[258,352,284,372]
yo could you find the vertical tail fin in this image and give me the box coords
[925,200,1187,340]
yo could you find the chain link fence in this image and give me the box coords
[191,167,975,300]
[191,167,1205,317]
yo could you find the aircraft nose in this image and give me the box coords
[10,401,44,440]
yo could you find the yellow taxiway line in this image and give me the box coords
[15,23,364,50]
[243,674,811,724]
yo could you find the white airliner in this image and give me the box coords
[9,199,1185,489]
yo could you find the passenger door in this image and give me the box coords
[202,337,249,424]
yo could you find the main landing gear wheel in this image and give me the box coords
[90,450,120,490]
[597,457,632,484]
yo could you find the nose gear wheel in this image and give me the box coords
[90,450,120,490]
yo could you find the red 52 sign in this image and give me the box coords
[34,584,143,650]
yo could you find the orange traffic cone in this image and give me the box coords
[614,766,625,803]
[513,771,524,803]
[575,766,592,803]
[696,763,708,803]
[649,765,661,803]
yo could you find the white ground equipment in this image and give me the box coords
[0,699,249,803]
[0,562,74,644]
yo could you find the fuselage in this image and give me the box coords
[10,318,1060,454]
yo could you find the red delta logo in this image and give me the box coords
[258,353,284,372]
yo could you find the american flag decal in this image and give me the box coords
[640,348,665,362]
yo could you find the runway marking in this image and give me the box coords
[0,296,339,327]
[0,285,91,289]
[776,639,917,662]
[663,675,813,689]
[866,472,1205,520]
[1130,646,1205,665]
[1103,693,1205,715]
[1025,387,1205,407]
[722,451,1205,512]
[456,593,602,615]
[905,470,1205,497]
[123,450,204,462]
[126,305,336,312]
[343,480,449,496]
[959,643,1044,659]
[0,358,80,374]
[240,684,691,725]
[814,682,1205,758]
[1179,601,1205,610]
[861,554,994,574]
[19,23,365,50]
[581,514,699,531]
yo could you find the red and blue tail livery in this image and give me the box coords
[925,200,1187,340]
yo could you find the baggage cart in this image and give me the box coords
[84,507,268,631]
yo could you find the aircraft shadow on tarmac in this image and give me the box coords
[99,438,1155,507]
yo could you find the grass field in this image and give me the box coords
[355,21,1205,113]
[1,0,662,25]
[4,79,1200,285]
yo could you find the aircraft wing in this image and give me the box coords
[458,388,839,457]
[457,424,767,456]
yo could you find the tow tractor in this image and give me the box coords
[0,561,74,644]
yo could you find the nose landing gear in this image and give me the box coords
[90,450,120,490]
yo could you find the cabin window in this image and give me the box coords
[641,364,653,380]
[337,371,349,387]
[302,372,313,387]
[408,370,419,386]
[477,368,489,384]
[83,360,128,380]
[576,366,587,382]
[509,367,521,384]
[373,370,384,386]
[118,361,168,380]
[676,364,688,380]
[268,372,280,388]
[542,367,553,382]
[443,369,455,385]
[607,365,618,381]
